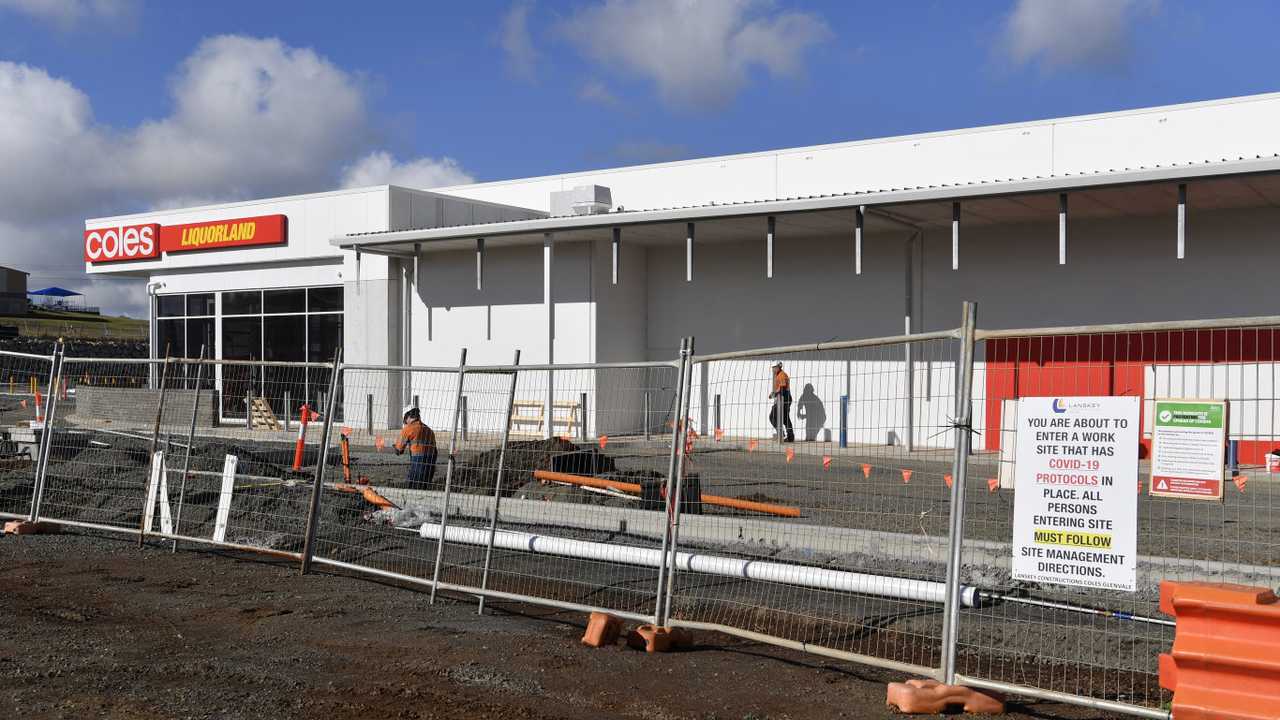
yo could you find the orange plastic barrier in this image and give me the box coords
[1159,580,1280,720]
[532,469,801,518]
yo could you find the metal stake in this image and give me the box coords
[429,348,468,604]
[478,350,521,615]
[172,346,207,552]
[299,348,343,575]
[940,301,978,683]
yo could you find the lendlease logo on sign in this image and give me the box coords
[83,224,161,262]
[85,214,287,263]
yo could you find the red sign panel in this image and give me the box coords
[86,214,287,263]
[1151,476,1222,498]
[159,214,287,254]
[83,224,161,263]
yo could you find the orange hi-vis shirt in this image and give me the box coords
[773,369,790,394]
[395,419,436,457]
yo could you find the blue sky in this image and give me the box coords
[0,0,1276,315]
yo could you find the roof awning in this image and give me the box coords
[331,155,1280,255]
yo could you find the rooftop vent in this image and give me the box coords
[550,185,612,216]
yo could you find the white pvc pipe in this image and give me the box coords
[418,523,978,607]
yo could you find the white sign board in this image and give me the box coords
[1012,396,1139,592]
[1150,399,1227,501]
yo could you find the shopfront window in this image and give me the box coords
[214,285,343,421]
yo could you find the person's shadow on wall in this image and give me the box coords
[795,383,827,442]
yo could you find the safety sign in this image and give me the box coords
[1150,399,1227,501]
[1012,396,1139,592]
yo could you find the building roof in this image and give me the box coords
[332,152,1280,254]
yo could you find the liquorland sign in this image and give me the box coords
[84,214,287,263]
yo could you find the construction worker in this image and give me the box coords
[769,361,795,442]
[394,406,438,487]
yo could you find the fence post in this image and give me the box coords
[172,346,207,552]
[662,337,697,627]
[29,342,63,523]
[774,392,783,442]
[478,349,521,615]
[299,348,343,575]
[839,394,849,448]
[652,338,690,625]
[366,393,373,435]
[461,395,469,442]
[137,352,173,547]
[429,348,469,604]
[713,393,721,436]
[579,391,588,442]
[940,301,978,684]
[283,391,291,432]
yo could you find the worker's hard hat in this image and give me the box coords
[771,361,783,368]
[402,405,420,418]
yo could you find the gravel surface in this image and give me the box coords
[0,531,1129,720]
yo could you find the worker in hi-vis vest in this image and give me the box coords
[769,361,795,442]
[394,406,438,486]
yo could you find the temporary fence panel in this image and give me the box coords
[0,350,55,518]
[310,364,461,583]
[35,357,168,532]
[955,321,1280,716]
[435,363,684,621]
[666,332,965,676]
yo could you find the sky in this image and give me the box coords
[1,0,1277,317]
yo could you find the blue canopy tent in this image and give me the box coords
[28,287,95,313]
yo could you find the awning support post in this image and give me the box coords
[685,222,695,282]
[476,238,485,291]
[1177,183,1187,259]
[951,201,960,270]
[854,206,864,275]
[1058,194,1068,265]
[611,227,621,285]
[766,216,775,279]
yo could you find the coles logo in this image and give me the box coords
[83,224,160,263]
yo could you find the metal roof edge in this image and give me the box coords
[85,185,394,226]
[427,91,1280,196]
[330,155,1280,250]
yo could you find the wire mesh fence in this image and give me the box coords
[951,320,1280,716]
[15,306,1280,719]
[664,332,966,674]
[0,349,55,518]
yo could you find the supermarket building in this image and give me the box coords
[84,92,1280,449]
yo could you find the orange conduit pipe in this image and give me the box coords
[532,469,801,518]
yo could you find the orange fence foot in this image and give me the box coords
[581,612,622,648]
[3,520,59,536]
[1159,580,1280,720]
[886,679,1005,714]
[626,625,690,653]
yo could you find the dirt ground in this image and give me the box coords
[0,532,1129,720]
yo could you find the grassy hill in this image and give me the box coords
[0,309,146,340]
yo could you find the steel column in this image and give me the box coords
[172,347,207,552]
[652,338,690,625]
[299,348,343,575]
[662,336,697,626]
[29,343,63,523]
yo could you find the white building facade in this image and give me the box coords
[86,92,1280,439]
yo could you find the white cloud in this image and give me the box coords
[0,0,135,27]
[1003,0,1158,69]
[340,151,474,189]
[559,0,829,111]
[0,36,475,318]
[500,1,539,80]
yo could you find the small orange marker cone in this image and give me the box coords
[599,435,608,449]
[374,435,385,451]
[1234,475,1248,493]
[785,447,795,463]
[861,463,871,478]
[748,439,758,452]
[340,426,352,437]
[987,477,1000,492]
[714,427,724,441]
[944,474,953,489]
[901,469,912,483]
[822,456,832,470]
